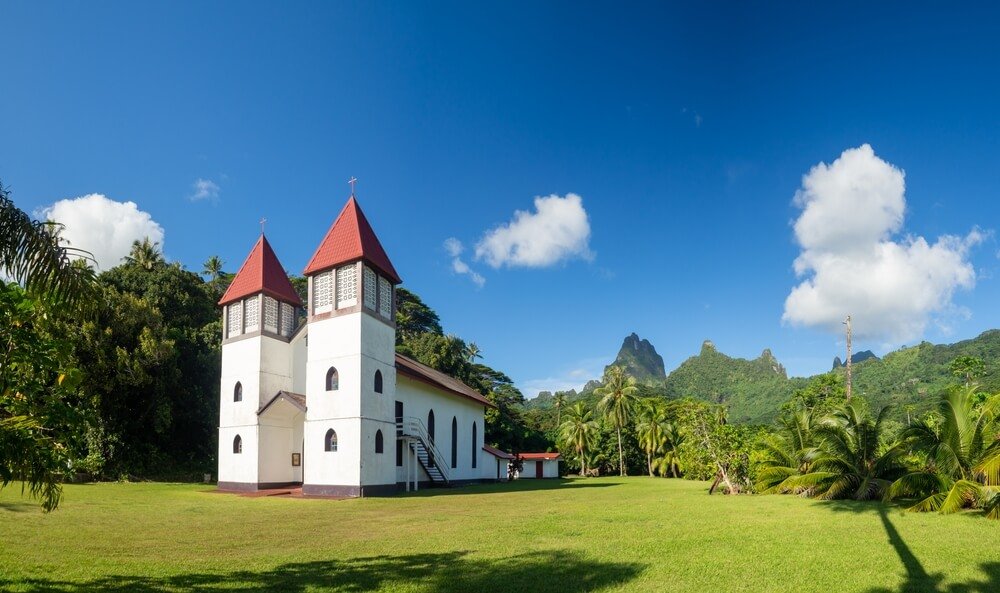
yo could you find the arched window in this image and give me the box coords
[325,429,338,452]
[233,434,242,454]
[233,382,242,402]
[326,367,339,391]
[375,429,384,454]
[427,410,436,467]
[451,417,458,469]
[471,422,477,468]
[374,370,383,394]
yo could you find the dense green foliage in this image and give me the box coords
[662,341,795,424]
[0,186,99,511]
[0,283,85,511]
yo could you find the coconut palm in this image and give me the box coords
[786,402,907,501]
[888,386,1000,518]
[756,406,821,494]
[202,255,224,283]
[553,391,567,428]
[595,365,639,476]
[652,422,685,478]
[636,400,668,477]
[464,342,482,363]
[124,238,163,270]
[559,402,599,476]
[0,181,95,306]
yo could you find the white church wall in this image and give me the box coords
[218,425,258,486]
[220,337,262,429]
[306,315,363,421]
[359,417,396,486]
[257,400,304,486]
[394,376,488,484]
[259,336,294,402]
[258,423,295,484]
[303,418,361,488]
[291,327,308,394]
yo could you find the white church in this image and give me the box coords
[216,194,511,496]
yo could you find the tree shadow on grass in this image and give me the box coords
[0,549,643,593]
[824,500,997,593]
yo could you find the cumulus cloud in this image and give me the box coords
[475,193,593,268]
[783,144,982,343]
[189,178,220,202]
[37,194,165,271]
[443,238,485,288]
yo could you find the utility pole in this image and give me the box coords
[843,315,853,401]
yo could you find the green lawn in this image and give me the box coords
[0,478,996,592]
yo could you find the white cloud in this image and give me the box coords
[37,194,165,271]
[783,144,982,343]
[189,178,220,202]
[475,193,593,268]
[443,238,485,288]
[443,237,463,257]
[521,355,611,397]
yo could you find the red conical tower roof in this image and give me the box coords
[303,196,401,283]
[218,235,303,306]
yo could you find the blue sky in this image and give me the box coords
[4,3,1000,395]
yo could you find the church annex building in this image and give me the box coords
[216,194,513,496]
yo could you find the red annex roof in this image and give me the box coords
[519,452,560,460]
[303,196,401,283]
[395,353,494,408]
[483,445,514,460]
[219,235,303,307]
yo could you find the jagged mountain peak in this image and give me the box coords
[604,332,666,383]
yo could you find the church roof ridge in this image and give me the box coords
[219,234,303,306]
[303,196,401,283]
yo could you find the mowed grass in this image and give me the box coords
[0,478,997,592]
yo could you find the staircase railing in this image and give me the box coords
[397,416,451,483]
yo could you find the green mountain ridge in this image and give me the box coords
[526,329,1000,425]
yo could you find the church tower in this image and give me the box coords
[301,194,401,496]
[217,234,304,491]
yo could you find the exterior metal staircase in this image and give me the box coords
[397,416,450,486]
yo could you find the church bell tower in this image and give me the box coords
[300,191,402,496]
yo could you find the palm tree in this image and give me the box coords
[652,422,685,478]
[636,400,668,477]
[559,403,599,476]
[464,342,482,363]
[888,386,1000,518]
[202,255,224,283]
[787,402,907,501]
[595,365,638,476]
[756,406,821,494]
[553,391,567,428]
[0,181,95,306]
[124,238,163,270]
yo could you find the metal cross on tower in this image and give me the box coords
[348,176,358,195]
[260,217,267,234]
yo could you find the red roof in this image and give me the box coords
[519,452,560,460]
[303,196,401,283]
[219,235,303,306]
[395,353,494,408]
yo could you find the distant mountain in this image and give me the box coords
[604,332,666,383]
[525,330,1000,426]
[832,350,879,370]
[662,340,798,424]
